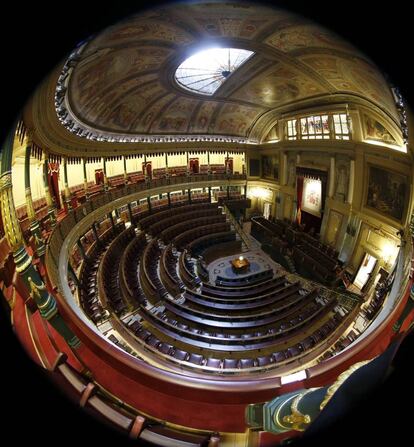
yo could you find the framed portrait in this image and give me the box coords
[365,164,408,222]
[261,155,279,181]
[325,210,343,246]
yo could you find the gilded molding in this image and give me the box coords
[281,388,316,431]
[320,359,371,410]
[0,172,25,251]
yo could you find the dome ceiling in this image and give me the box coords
[60,1,397,142]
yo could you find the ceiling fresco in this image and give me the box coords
[62,1,398,141]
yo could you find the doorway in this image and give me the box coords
[354,253,377,289]
[263,202,272,220]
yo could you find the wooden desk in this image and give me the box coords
[231,258,250,272]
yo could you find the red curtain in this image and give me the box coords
[95,169,104,184]
[48,162,61,209]
[189,158,199,173]
[142,162,152,178]
[226,158,233,174]
[296,175,304,224]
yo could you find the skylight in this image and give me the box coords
[175,47,254,95]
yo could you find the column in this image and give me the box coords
[208,186,212,202]
[24,138,46,258]
[347,159,355,204]
[67,262,81,289]
[282,152,288,186]
[43,153,57,228]
[186,151,190,176]
[188,188,192,204]
[207,151,211,175]
[147,196,152,213]
[82,157,89,201]
[167,191,171,207]
[127,203,134,224]
[110,212,116,228]
[63,156,72,211]
[0,126,80,349]
[102,157,109,192]
[123,155,128,184]
[165,152,169,178]
[76,239,88,261]
[91,222,101,245]
[143,154,148,183]
[328,156,335,198]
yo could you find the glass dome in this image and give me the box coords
[175,47,254,95]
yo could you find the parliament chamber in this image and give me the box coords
[1,1,414,446]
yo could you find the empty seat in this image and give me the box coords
[239,358,256,369]
[172,349,189,361]
[257,355,273,367]
[206,358,222,368]
[223,358,239,369]
[188,353,204,365]
[157,342,173,355]
[273,351,286,363]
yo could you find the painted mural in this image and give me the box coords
[191,102,219,133]
[231,64,323,107]
[139,94,176,133]
[299,55,398,120]
[262,155,279,181]
[187,3,286,39]
[366,165,408,221]
[364,115,397,144]
[70,47,172,117]
[63,1,398,140]
[151,97,200,133]
[102,19,195,46]
[216,103,263,136]
[265,24,355,53]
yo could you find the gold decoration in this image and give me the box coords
[281,389,315,431]
[25,187,36,221]
[320,359,371,410]
[0,171,24,251]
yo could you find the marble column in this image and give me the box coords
[43,154,57,228]
[328,156,335,198]
[102,157,109,192]
[62,156,72,211]
[0,126,80,349]
[347,159,355,204]
[123,155,128,185]
[82,157,89,201]
[24,138,46,257]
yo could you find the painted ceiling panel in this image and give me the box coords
[300,55,398,119]
[150,96,200,133]
[214,103,263,137]
[230,63,325,107]
[264,24,357,53]
[60,2,399,140]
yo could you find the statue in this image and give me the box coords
[287,160,296,187]
[335,164,348,201]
